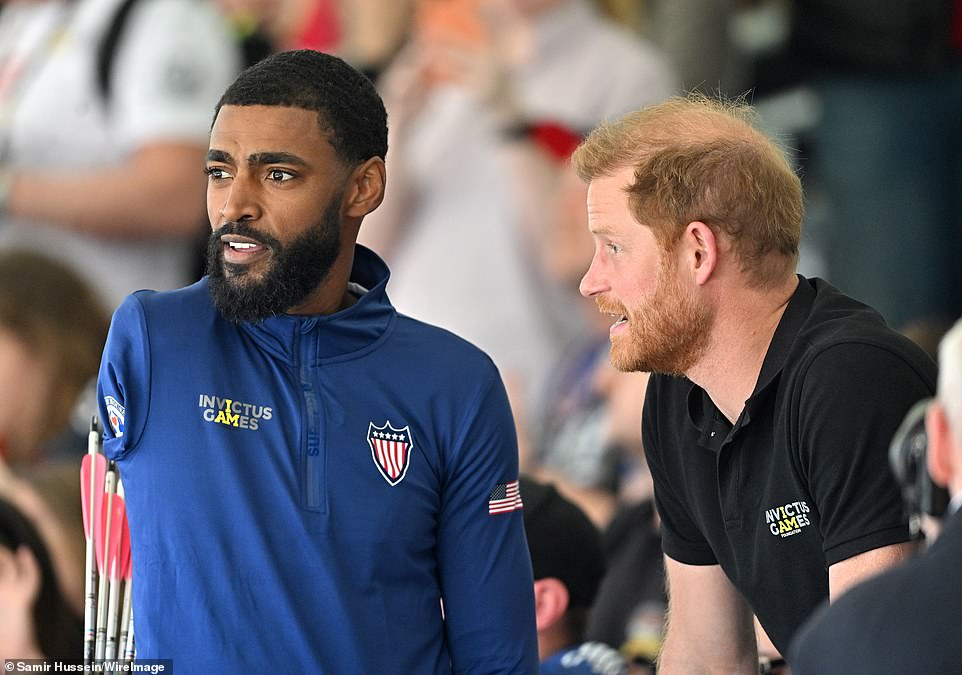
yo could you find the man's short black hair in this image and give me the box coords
[214,49,388,165]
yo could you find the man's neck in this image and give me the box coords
[686,275,799,424]
[287,249,357,316]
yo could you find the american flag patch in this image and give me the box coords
[488,480,523,515]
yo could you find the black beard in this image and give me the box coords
[206,199,342,323]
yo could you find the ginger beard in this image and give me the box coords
[206,196,342,323]
[599,252,714,376]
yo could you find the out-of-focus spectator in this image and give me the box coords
[215,0,339,61]
[214,0,415,80]
[0,0,242,309]
[337,0,416,78]
[0,462,86,618]
[513,90,667,674]
[744,0,962,329]
[361,0,676,410]
[0,495,82,661]
[521,475,629,675]
[585,497,663,675]
[607,0,749,96]
[0,250,109,466]
[519,158,648,528]
[797,1,962,330]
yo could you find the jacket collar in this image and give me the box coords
[235,244,396,364]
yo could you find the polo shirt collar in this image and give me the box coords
[742,275,814,420]
[686,275,815,441]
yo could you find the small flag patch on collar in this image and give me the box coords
[488,479,523,515]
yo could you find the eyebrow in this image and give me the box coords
[205,149,309,167]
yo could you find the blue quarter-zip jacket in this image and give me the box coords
[97,245,539,674]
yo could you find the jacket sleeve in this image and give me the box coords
[435,369,539,674]
[97,293,151,461]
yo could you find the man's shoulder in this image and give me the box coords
[391,312,501,376]
[793,278,935,375]
[113,278,214,329]
[126,277,211,312]
[803,278,911,345]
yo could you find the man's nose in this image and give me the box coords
[579,255,608,298]
[215,179,261,224]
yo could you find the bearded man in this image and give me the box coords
[573,95,936,673]
[96,50,538,674]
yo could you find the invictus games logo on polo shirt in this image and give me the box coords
[765,500,812,538]
[199,394,273,430]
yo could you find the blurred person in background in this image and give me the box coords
[790,1,962,331]
[0,250,109,466]
[360,0,676,412]
[737,0,962,331]
[214,0,415,81]
[517,144,647,527]
[0,462,87,619]
[214,0,340,65]
[521,475,628,675]
[0,0,242,310]
[515,159,666,671]
[0,495,82,662]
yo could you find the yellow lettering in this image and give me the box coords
[778,517,800,534]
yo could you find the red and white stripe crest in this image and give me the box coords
[367,421,414,486]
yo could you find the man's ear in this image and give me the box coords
[680,220,718,286]
[926,401,953,488]
[533,577,570,632]
[343,157,386,218]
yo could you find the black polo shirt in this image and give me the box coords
[642,276,936,656]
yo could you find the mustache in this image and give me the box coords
[595,297,627,317]
[209,221,282,251]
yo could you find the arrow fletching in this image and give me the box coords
[105,495,128,660]
[81,453,106,540]
[82,418,104,666]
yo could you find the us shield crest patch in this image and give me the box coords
[367,421,414,486]
[104,395,125,438]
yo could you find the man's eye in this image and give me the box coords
[205,167,229,180]
[606,243,621,254]
[268,169,294,182]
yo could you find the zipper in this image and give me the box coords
[297,329,323,512]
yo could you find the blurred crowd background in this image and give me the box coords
[0,0,959,668]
